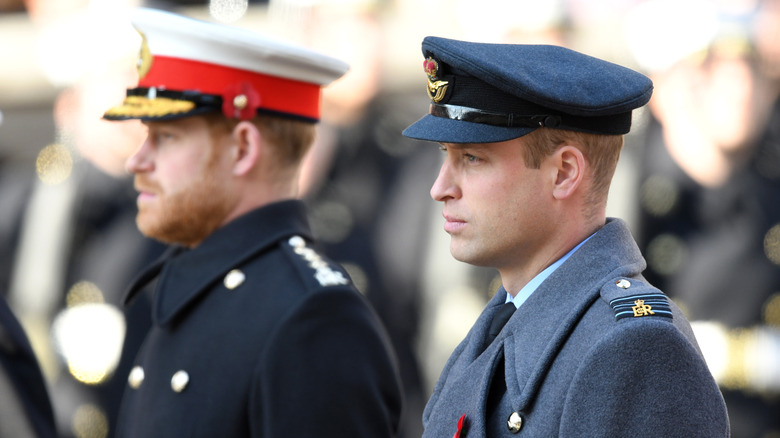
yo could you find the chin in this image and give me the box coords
[449,246,479,266]
[451,244,499,269]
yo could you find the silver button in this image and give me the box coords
[288,235,305,248]
[128,366,144,389]
[616,279,631,289]
[223,269,246,290]
[507,411,523,433]
[171,370,190,393]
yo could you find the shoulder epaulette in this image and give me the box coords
[286,235,350,287]
[601,278,673,322]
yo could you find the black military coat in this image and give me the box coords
[0,295,57,438]
[116,200,403,437]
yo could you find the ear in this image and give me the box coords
[551,145,586,200]
[230,121,263,176]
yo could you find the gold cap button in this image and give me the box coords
[616,279,631,289]
[224,269,246,290]
[507,411,523,433]
[233,94,248,110]
[171,370,190,393]
[128,366,144,389]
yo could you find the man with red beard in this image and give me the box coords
[102,8,402,437]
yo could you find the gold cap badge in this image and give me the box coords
[424,57,449,103]
[136,31,153,80]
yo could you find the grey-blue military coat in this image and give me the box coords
[422,218,729,437]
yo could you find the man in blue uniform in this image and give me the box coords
[102,8,402,437]
[403,37,730,437]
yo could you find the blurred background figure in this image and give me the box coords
[627,0,780,436]
[294,4,433,435]
[0,1,165,437]
[4,0,780,436]
[1,286,57,438]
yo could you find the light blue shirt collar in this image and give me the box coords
[505,234,594,309]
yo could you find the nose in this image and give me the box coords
[430,159,460,202]
[125,139,153,175]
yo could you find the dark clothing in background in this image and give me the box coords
[637,99,780,437]
[0,294,57,438]
[305,92,439,437]
[0,160,164,437]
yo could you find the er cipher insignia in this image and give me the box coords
[609,293,673,321]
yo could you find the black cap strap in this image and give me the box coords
[429,103,633,135]
[430,103,561,128]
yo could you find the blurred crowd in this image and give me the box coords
[1,0,779,437]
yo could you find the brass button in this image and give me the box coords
[233,94,248,110]
[507,411,523,433]
[223,269,246,290]
[171,370,189,393]
[616,279,631,289]
[128,366,144,389]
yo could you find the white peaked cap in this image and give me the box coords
[105,8,350,122]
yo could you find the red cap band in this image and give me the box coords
[139,55,322,120]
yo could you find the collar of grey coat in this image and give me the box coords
[121,200,314,326]
[503,218,646,409]
[430,218,648,431]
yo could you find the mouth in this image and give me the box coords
[442,213,466,234]
[134,181,159,204]
[136,191,157,204]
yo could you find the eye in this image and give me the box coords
[464,153,482,164]
[151,130,175,145]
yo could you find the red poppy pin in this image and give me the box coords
[453,413,466,438]
[222,81,261,120]
[423,57,439,80]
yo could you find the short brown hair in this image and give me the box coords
[204,113,316,167]
[522,128,624,214]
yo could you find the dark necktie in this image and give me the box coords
[485,302,517,418]
[487,302,517,344]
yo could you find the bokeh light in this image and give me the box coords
[763,223,780,265]
[35,143,73,185]
[640,174,679,217]
[52,300,126,385]
[646,233,687,276]
[72,404,109,438]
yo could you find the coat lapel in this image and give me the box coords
[121,200,313,327]
[501,218,646,412]
[154,200,313,327]
[423,288,509,436]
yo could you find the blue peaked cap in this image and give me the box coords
[402,37,653,144]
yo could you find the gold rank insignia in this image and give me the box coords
[424,57,449,103]
[632,299,655,317]
[609,291,673,321]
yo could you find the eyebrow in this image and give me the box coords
[441,143,491,152]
